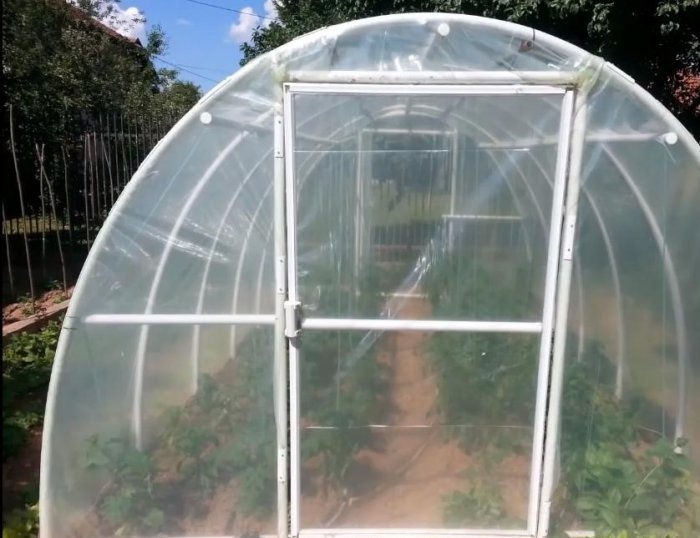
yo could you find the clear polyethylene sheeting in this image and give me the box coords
[41,12,700,538]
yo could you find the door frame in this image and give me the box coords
[278,80,579,538]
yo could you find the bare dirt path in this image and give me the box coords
[323,297,470,527]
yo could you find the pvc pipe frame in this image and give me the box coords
[273,107,289,538]
[278,84,618,538]
[302,318,542,333]
[287,71,580,86]
[283,84,576,537]
[536,90,588,538]
[82,85,585,536]
[74,86,644,538]
[40,14,696,538]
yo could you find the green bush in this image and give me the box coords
[3,320,61,460]
[2,504,39,538]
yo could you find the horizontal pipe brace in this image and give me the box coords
[83,314,276,325]
[443,214,522,221]
[300,530,530,537]
[286,71,579,86]
[302,318,542,333]
[305,423,532,430]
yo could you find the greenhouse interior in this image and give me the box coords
[40,13,700,538]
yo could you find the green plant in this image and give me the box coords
[443,483,506,526]
[43,279,67,303]
[297,261,391,489]
[425,253,536,452]
[85,435,166,535]
[3,319,61,460]
[553,348,699,536]
[566,438,697,537]
[3,411,41,461]
[423,249,699,535]
[3,503,39,538]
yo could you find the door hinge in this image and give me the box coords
[284,300,302,338]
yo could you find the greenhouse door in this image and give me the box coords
[281,83,577,538]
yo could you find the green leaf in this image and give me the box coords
[142,508,165,530]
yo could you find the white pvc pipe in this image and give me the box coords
[353,131,365,291]
[302,317,542,333]
[300,529,530,537]
[526,89,576,535]
[283,85,303,536]
[255,224,275,313]
[448,130,458,252]
[273,105,289,538]
[537,91,588,538]
[227,181,275,356]
[132,133,247,448]
[443,214,521,221]
[604,148,688,444]
[287,71,579,86]
[190,146,269,394]
[477,130,675,148]
[83,314,275,325]
[582,189,625,397]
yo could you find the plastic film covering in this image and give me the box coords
[40,12,699,538]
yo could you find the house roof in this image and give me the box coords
[64,1,143,47]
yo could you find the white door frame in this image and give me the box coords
[280,81,578,538]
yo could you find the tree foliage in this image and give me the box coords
[1,0,203,224]
[241,0,700,136]
[2,0,202,146]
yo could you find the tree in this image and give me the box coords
[241,0,700,136]
[159,81,202,116]
[1,0,201,221]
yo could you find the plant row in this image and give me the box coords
[422,247,699,536]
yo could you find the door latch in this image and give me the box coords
[284,300,303,338]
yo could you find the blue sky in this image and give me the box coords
[105,0,278,93]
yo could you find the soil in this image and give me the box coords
[2,424,43,516]
[2,286,74,324]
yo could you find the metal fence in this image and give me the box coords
[2,110,178,304]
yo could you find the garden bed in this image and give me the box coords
[2,286,74,340]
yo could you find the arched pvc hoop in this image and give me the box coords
[227,181,274,355]
[39,102,214,538]
[131,132,250,448]
[292,104,547,325]
[604,147,688,443]
[190,150,271,394]
[42,13,699,538]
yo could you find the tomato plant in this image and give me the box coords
[425,248,698,535]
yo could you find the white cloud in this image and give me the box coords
[227,2,279,44]
[262,0,278,27]
[66,1,146,43]
[228,6,259,44]
[110,6,147,43]
[176,18,193,26]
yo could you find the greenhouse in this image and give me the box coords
[40,12,700,538]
